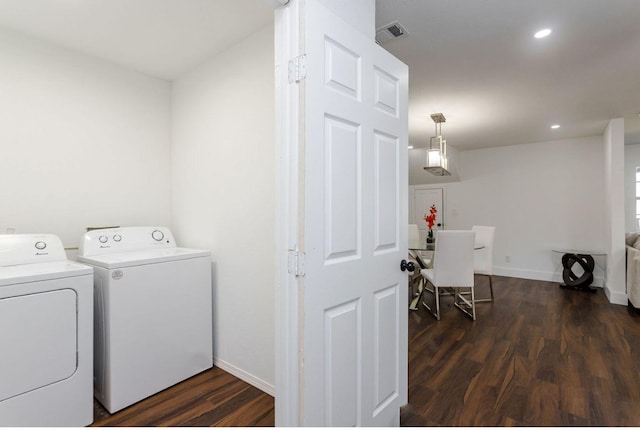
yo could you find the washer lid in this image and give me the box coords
[76,247,210,269]
[0,261,93,287]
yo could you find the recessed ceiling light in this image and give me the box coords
[408,145,414,149]
[534,28,552,39]
[551,124,560,129]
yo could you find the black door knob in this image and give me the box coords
[400,259,415,272]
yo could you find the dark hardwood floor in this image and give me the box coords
[91,275,640,426]
[91,367,274,426]
[402,275,640,426]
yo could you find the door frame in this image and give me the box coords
[274,0,302,426]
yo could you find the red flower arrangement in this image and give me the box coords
[424,205,437,240]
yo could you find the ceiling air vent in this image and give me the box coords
[375,21,408,45]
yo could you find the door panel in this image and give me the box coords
[324,300,359,426]
[374,67,399,117]
[325,115,360,262]
[373,284,399,412]
[302,0,408,426]
[325,38,360,99]
[374,132,399,253]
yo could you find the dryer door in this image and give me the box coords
[0,288,77,401]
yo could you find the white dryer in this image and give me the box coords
[77,226,213,413]
[0,234,93,427]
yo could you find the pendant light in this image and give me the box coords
[424,113,451,176]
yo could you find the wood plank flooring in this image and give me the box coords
[402,275,640,426]
[91,367,274,427]
[90,275,640,426]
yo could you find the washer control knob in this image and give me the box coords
[34,241,47,250]
[113,234,122,242]
[99,235,108,243]
[151,230,164,241]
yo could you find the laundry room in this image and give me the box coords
[0,0,277,421]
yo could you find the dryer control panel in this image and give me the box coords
[79,226,176,257]
[0,234,67,266]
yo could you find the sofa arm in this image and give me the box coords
[630,253,640,307]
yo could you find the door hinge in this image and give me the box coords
[288,54,306,83]
[288,250,306,276]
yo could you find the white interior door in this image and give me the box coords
[413,187,443,245]
[300,0,409,426]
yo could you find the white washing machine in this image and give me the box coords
[0,234,93,427]
[77,226,213,413]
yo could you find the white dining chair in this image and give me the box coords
[408,224,428,310]
[471,225,496,302]
[408,224,420,250]
[420,230,476,320]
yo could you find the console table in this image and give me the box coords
[552,249,606,292]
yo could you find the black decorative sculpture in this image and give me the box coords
[560,253,596,292]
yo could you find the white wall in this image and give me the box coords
[0,27,172,249]
[411,136,607,285]
[604,118,626,304]
[624,144,640,232]
[171,25,275,394]
[317,0,374,39]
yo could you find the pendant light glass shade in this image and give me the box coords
[424,113,451,176]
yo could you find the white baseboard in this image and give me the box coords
[603,285,628,305]
[493,266,604,288]
[213,357,275,397]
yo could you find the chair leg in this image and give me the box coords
[474,274,494,303]
[471,284,476,320]
[453,286,476,321]
[421,281,441,320]
[409,277,424,311]
[489,275,493,301]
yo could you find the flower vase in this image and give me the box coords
[426,230,434,245]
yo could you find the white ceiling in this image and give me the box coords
[376,0,640,154]
[0,0,638,160]
[0,0,274,80]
